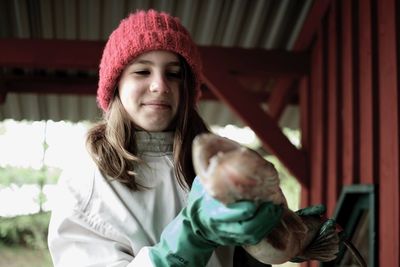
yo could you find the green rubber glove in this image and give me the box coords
[295,204,326,217]
[149,177,283,267]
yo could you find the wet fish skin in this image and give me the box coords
[192,133,340,265]
[192,134,285,206]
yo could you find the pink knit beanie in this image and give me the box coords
[97,9,203,111]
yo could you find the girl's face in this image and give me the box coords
[118,51,181,132]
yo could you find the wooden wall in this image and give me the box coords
[300,0,399,266]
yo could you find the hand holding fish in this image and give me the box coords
[192,133,366,266]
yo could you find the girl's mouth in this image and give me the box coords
[142,100,171,109]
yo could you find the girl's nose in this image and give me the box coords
[149,76,169,94]
[149,81,159,92]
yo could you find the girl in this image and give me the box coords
[48,9,282,267]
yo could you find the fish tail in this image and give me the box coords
[292,219,340,262]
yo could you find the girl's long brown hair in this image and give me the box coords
[86,55,209,191]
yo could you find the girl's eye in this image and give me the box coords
[134,70,150,76]
[166,71,182,79]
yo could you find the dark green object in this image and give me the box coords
[320,184,376,267]
[295,204,326,217]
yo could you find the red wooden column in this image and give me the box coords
[268,79,295,120]
[299,77,311,213]
[377,0,399,266]
[341,0,356,186]
[307,24,328,267]
[309,26,326,207]
[358,0,375,184]
[326,1,341,216]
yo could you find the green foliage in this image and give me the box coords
[0,212,51,249]
[0,243,53,267]
[0,166,61,186]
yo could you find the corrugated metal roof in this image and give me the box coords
[1,0,312,46]
[0,0,312,128]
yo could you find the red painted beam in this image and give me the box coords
[2,75,98,95]
[267,0,332,143]
[203,61,307,184]
[1,74,274,102]
[268,0,333,131]
[0,39,309,76]
[293,0,334,51]
[377,0,399,266]
[358,0,374,184]
[341,0,356,186]
[309,27,325,207]
[326,1,340,217]
[0,39,104,69]
[307,25,326,267]
[200,46,309,77]
[267,79,295,120]
[299,77,311,206]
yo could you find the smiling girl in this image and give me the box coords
[47,9,282,267]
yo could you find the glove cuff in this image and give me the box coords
[149,210,216,267]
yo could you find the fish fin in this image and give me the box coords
[292,219,340,262]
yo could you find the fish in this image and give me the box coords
[192,133,341,265]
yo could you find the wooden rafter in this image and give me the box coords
[199,46,309,77]
[267,79,295,120]
[1,73,277,103]
[293,0,334,52]
[0,39,104,69]
[0,39,308,104]
[1,75,98,95]
[0,39,308,75]
[203,60,307,184]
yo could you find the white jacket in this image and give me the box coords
[48,131,234,267]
